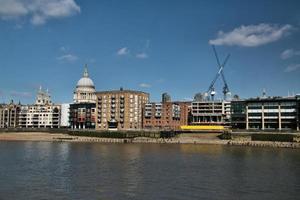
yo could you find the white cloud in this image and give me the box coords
[285,64,300,72]
[57,54,78,62]
[14,23,23,29]
[183,97,193,101]
[31,14,46,25]
[280,49,300,60]
[0,0,28,19]
[139,83,151,88]
[0,0,80,25]
[145,39,150,48]
[60,46,68,52]
[87,58,96,63]
[117,47,129,56]
[10,91,32,98]
[136,52,148,59]
[136,40,150,59]
[156,78,165,83]
[209,23,293,47]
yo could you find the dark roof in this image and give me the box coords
[246,96,299,102]
[147,101,192,105]
[96,89,149,95]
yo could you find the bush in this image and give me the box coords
[68,131,126,138]
[218,131,232,140]
[68,130,162,138]
[251,134,294,142]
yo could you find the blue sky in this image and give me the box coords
[0,0,300,104]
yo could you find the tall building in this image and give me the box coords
[69,65,96,129]
[0,100,21,128]
[230,100,246,129]
[143,101,190,130]
[96,88,149,130]
[19,87,61,128]
[162,93,171,103]
[231,95,300,131]
[190,100,231,125]
[60,103,70,128]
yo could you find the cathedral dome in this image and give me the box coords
[77,77,95,88]
[75,66,96,92]
[73,65,96,103]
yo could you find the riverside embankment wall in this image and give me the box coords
[1,128,300,148]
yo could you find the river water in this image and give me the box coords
[0,142,299,200]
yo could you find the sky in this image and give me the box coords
[0,0,300,104]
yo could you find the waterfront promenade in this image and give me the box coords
[0,132,227,144]
[1,132,300,148]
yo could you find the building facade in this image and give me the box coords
[0,100,21,128]
[143,101,190,130]
[19,87,61,128]
[190,100,231,125]
[69,103,96,129]
[162,92,171,103]
[230,100,246,129]
[231,96,300,131]
[96,89,149,130]
[60,103,70,128]
[69,66,97,129]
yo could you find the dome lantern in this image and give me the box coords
[83,64,89,78]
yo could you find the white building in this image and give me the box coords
[0,100,21,128]
[232,96,300,130]
[73,65,96,103]
[60,103,70,127]
[191,100,231,125]
[19,87,61,128]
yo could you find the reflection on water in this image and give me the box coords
[179,144,224,155]
[0,142,300,200]
[122,145,142,197]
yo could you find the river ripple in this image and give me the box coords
[0,142,299,200]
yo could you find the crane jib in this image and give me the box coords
[205,45,231,100]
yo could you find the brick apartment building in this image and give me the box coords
[96,89,149,130]
[143,94,190,130]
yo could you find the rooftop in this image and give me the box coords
[232,95,300,102]
[96,88,149,95]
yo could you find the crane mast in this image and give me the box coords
[206,45,231,101]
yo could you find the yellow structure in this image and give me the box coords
[180,125,226,131]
